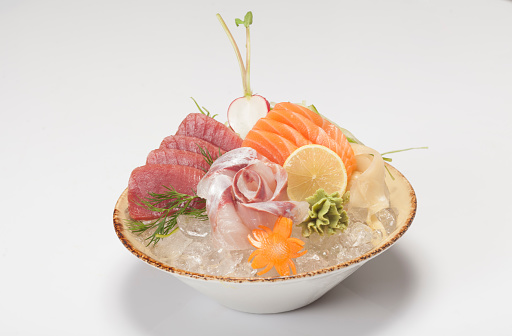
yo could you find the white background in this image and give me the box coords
[1,0,511,335]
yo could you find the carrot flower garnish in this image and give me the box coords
[248,216,307,276]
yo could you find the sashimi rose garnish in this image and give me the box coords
[217,12,270,138]
[196,147,309,250]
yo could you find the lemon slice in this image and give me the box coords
[283,144,348,202]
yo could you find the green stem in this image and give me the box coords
[245,26,252,97]
[381,147,429,155]
[216,13,247,94]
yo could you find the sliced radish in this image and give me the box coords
[228,94,270,139]
[217,12,271,138]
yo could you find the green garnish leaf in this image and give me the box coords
[381,147,428,165]
[307,104,319,114]
[235,11,253,27]
[381,147,428,156]
[384,164,395,181]
[379,147,428,180]
[190,97,218,118]
[126,186,207,246]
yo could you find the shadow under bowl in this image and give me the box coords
[114,164,416,314]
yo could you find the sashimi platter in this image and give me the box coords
[114,12,418,313]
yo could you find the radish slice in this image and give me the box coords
[217,13,270,138]
[228,94,270,139]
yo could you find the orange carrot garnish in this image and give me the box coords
[247,216,307,276]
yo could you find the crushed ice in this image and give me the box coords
[134,204,398,277]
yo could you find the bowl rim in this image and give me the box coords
[113,164,417,283]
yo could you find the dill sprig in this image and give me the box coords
[190,97,218,118]
[196,144,222,168]
[126,186,207,246]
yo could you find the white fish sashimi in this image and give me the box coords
[197,147,309,250]
[197,173,252,250]
[214,196,253,250]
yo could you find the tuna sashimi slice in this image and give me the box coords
[159,135,224,160]
[146,148,210,172]
[176,113,243,152]
[128,164,205,220]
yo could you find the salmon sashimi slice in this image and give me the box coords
[323,123,346,145]
[266,110,332,148]
[242,130,298,166]
[264,107,357,179]
[159,135,224,160]
[146,148,210,172]
[128,164,205,220]
[322,134,357,179]
[273,102,346,145]
[274,102,325,129]
[176,113,242,152]
[252,118,312,148]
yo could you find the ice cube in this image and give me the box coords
[174,240,214,273]
[337,247,359,263]
[232,261,258,278]
[338,244,370,261]
[306,231,342,250]
[152,230,193,265]
[347,206,368,224]
[216,250,245,276]
[131,221,156,244]
[375,208,397,235]
[340,222,373,248]
[302,232,344,267]
[296,252,329,273]
[178,215,211,238]
[372,229,384,246]
[202,249,224,276]
[221,250,257,277]
[198,248,245,276]
[227,251,258,277]
[356,242,373,255]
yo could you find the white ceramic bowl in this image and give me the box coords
[114,164,416,314]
